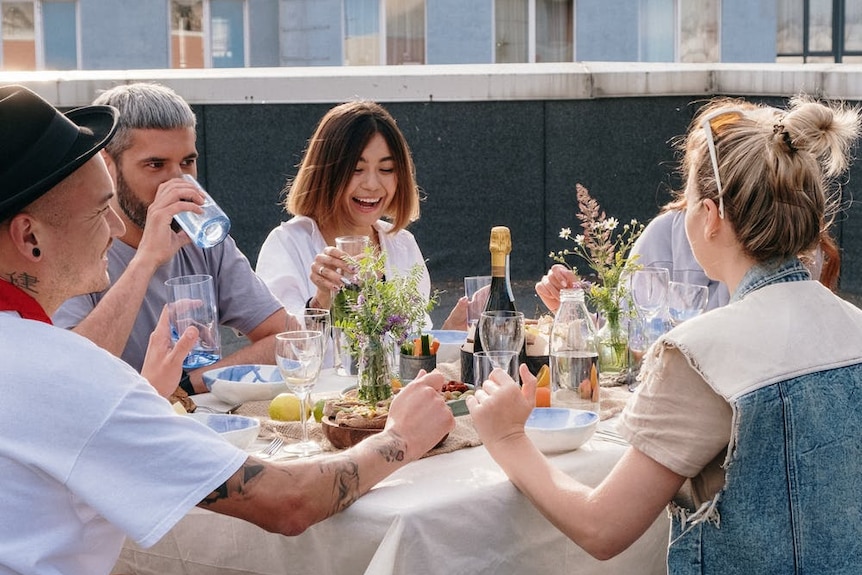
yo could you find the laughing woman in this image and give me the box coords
[256,100,465,336]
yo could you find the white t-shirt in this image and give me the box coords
[0,312,246,575]
[256,215,432,322]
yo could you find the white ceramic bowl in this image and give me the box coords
[189,413,261,450]
[202,364,287,405]
[426,330,467,363]
[524,408,599,453]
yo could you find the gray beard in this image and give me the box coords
[115,168,149,230]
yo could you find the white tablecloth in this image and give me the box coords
[114,371,669,575]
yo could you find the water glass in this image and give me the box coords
[473,350,519,387]
[335,235,370,257]
[173,174,231,249]
[165,274,221,369]
[301,308,332,364]
[668,281,709,325]
[464,275,492,328]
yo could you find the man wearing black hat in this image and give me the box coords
[0,85,454,575]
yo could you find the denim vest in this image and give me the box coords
[655,259,862,574]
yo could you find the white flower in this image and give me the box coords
[574,234,585,246]
[604,217,619,231]
[559,227,572,239]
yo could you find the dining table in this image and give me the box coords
[112,369,670,575]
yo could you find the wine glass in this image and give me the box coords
[630,267,670,321]
[275,330,324,457]
[667,281,709,325]
[478,310,525,353]
[301,307,332,362]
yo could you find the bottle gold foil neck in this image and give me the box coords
[489,226,512,255]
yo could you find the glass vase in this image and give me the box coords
[597,313,629,376]
[357,337,394,404]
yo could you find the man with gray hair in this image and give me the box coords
[54,82,293,395]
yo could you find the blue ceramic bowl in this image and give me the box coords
[524,408,599,453]
[189,413,261,449]
[202,364,286,405]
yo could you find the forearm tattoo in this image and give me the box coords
[327,458,360,513]
[200,460,264,506]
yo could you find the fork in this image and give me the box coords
[593,429,629,447]
[258,436,284,459]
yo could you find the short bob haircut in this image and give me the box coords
[285,100,420,233]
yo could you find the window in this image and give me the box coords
[1,0,77,70]
[678,0,719,62]
[171,0,246,68]
[341,0,424,66]
[1,1,35,70]
[494,0,527,63]
[493,0,572,63]
[535,0,572,62]
[777,0,861,63]
[386,0,424,65]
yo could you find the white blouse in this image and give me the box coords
[256,215,432,327]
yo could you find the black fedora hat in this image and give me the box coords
[0,84,119,221]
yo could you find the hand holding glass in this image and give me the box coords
[165,274,221,369]
[473,350,520,387]
[275,330,324,457]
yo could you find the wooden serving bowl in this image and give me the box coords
[321,417,383,449]
[321,417,449,450]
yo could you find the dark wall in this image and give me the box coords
[193,96,862,294]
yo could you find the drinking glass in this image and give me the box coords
[165,274,221,369]
[667,281,709,325]
[473,350,519,386]
[301,307,332,361]
[173,174,231,248]
[478,310,525,353]
[464,275,492,329]
[626,314,649,392]
[335,235,370,258]
[630,267,670,321]
[275,330,324,457]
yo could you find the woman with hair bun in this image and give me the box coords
[468,95,862,573]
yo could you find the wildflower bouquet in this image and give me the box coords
[334,247,436,403]
[550,184,644,371]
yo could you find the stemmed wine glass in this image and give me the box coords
[301,307,332,363]
[667,281,709,325]
[275,330,324,457]
[630,267,670,322]
[478,310,525,353]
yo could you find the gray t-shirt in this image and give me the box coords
[54,236,282,371]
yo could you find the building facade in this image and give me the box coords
[1,0,860,71]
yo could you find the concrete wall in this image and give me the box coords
[5,64,862,295]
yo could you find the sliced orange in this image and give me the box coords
[535,386,551,408]
[535,364,550,388]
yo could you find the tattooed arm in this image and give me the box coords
[197,372,455,535]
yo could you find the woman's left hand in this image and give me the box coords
[466,363,536,450]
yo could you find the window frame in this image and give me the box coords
[0,0,79,70]
[169,0,249,69]
[777,0,858,63]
